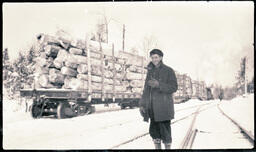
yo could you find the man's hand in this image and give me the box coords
[148,79,159,88]
[139,107,146,117]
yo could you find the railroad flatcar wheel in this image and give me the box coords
[87,106,95,114]
[121,105,125,109]
[78,105,87,116]
[31,104,42,119]
[57,102,73,119]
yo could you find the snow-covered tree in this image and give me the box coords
[7,47,37,99]
[247,76,254,93]
[3,48,12,81]
[3,48,16,98]
[235,57,247,95]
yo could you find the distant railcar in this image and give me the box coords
[206,88,214,100]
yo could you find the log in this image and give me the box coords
[71,39,86,50]
[38,34,60,46]
[44,45,61,58]
[91,58,101,66]
[53,49,69,69]
[105,70,113,79]
[91,65,102,76]
[126,72,143,80]
[69,47,83,55]
[104,84,113,91]
[115,64,122,72]
[38,74,55,88]
[77,73,88,80]
[121,81,130,88]
[115,85,127,92]
[132,87,143,93]
[56,49,69,61]
[49,68,64,84]
[91,82,102,91]
[45,57,55,68]
[83,57,122,71]
[88,50,123,70]
[116,58,125,65]
[39,52,47,59]
[115,80,121,86]
[65,54,87,64]
[63,77,88,90]
[91,58,121,70]
[77,73,116,85]
[34,57,48,67]
[90,83,126,92]
[91,75,102,83]
[49,74,64,84]
[116,72,123,80]
[35,66,49,74]
[104,78,114,85]
[130,80,143,88]
[49,68,60,75]
[91,75,114,84]
[61,66,77,77]
[104,60,122,71]
[127,65,144,73]
[38,74,48,88]
[53,58,64,69]
[118,51,146,67]
[77,64,88,74]
[65,61,78,69]
[90,51,101,59]
[89,40,112,55]
[55,30,73,48]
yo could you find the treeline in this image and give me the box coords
[3,46,37,99]
[222,56,254,100]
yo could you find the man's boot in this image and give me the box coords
[164,143,171,149]
[153,138,161,149]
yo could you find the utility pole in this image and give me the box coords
[122,24,125,52]
[244,57,247,95]
[105,17,108,43]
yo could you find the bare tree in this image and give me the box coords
[130,47,139,55]
[141,35,158,61]
[90,9,112,43]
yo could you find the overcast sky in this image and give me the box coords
[3,2,254,88]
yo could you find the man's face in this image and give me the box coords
[150,54,162,66]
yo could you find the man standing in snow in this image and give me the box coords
[139,49,178,149]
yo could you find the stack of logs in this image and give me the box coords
[32,31,147,94]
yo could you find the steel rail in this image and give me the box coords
[217,104,254,146]
[111,103,217,149]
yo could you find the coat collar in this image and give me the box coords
[147,60,164,70]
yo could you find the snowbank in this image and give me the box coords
[219,93,254,137]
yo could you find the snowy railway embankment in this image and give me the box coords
[3,97,209,149]
[218,94,254,139]
[2,94,254,149]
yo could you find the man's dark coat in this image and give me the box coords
[139,61,178,122]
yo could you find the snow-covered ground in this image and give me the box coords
[3,97,211,149]
[3,94,253,150]
[193,104,253,149]
[116,101,218,149]
[219,93,254,138]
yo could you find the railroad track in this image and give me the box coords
[179,107,200,149]
[217,104,254,146]
[179,103,254,149]
[111,102,217,149]
[93,102,212,116]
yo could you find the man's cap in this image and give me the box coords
[150,49,163,57]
